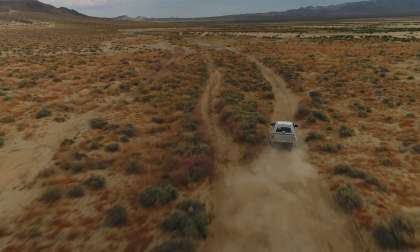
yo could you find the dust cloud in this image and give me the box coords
[205,146,359,252]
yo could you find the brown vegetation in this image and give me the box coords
[0,24,213,251]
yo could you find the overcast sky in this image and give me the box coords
[40,0,353,18]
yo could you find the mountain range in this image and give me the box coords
[146,0,420,22]
[0,0,86,20]
[0,0,420,22]
[113,15,146,21]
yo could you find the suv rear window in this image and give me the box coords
[276,126,292,133]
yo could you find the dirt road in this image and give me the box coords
[201,49,362,252]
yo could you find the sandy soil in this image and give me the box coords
[200,45,363,252]
[0,20,53,29]
[197,30,420,39]
[0,112,93,225]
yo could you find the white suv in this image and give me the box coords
[269,121,298,150]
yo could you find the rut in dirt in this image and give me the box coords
[201,52,362,252]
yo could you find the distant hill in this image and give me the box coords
[149,0,420,22]
[0,0,88,20]
[113,15,146,22]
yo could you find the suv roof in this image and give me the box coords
[275,121,294,126]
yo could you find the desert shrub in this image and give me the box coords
[321,144,340,153]
[189,211,209,239]
[61,138,74,146]
[139,185,178,208]
[373,217,416,249]
[365,175,381,188]
[119,124,137,138]
[106,123,120,130]
[126,161,143,174]
[334,164,353,175]
[295,104,311,119]
[406,112,416,118]
[189,161,211,181]
[353,101,371,118]
[413,144,420,154]
[175,141,210,156]
[88,159,109,170]
[105,143,120,152]
[178,101,195,113]
[312,111,329,122]
[305,114,317,124]
[150,126,168,134]
[37,168,56,178]
[120,135,129,142]
[0,137,4,148]
[87,140,101,150]
[119,84,130,92]
[339,126,355,138]
[73,151,87,160]
[152,238,196,252]
[84,176,105,190]
[174,136,210,156]
[383,98,399,108]
[176,199,205,214]
[139,186,161,208]
[382,159,393,167]
[168,168,191,186]
[261,92,274,100]
[335,165,383,188]
[0,116,15,124]
[182,113,198,132]
[64,161,85,173]
[335,184,362,212]
[166,155,212,184]
[36,107,52,119]
[161,211,207,239]
[67,186,85,198]
[160,184,178,204]
[40,187,62,204]
[407,94,416,104]
[334,164,366,179]
[309,91,323,107]
[305,132,323,142]
[104,205,127,227]
[152,116,164,124]
[161,210,192,234]
[89,118,108,129]
[309,91,321,98]
[161,199,209,239]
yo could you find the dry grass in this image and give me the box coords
[0,24,213,251]
[211,50,273,145]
